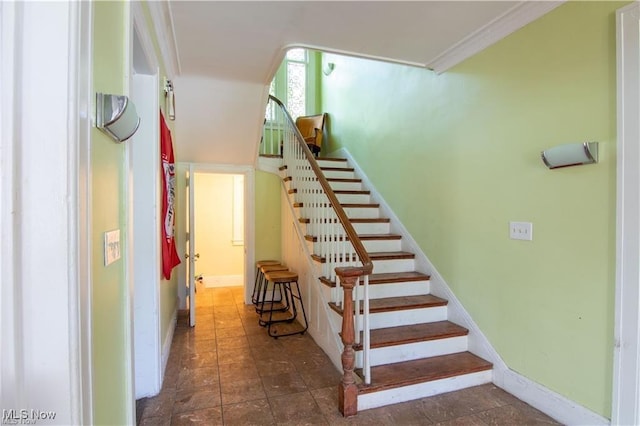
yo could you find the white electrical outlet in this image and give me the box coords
[510,221,533,241]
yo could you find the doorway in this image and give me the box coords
[194,173,245,289]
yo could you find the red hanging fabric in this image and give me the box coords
[160,111,181,279]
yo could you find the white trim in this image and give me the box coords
[332,147,605,424]
[613,2,640,425]
[72,1,94,423]
[202,275,244,288]
[123,4,135,423]
[132,1,159,72]
[425,1,564,73]
[161,308,177,377]
[499,369,608,426]
[176,163,255,305]
[147,1,181,78]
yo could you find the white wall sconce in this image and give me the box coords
[96,93,141,143]
[541,142,599,169]
[164,78,175,120]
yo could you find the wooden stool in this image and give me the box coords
[259,270,308,338]
[252,260,281,305]
[255,264,290,314]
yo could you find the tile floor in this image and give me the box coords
[137,285,562,425]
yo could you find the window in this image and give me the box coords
[269,48,318,120]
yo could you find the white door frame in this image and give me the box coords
[182,163,256,305]
[0,1,93,423]
[613,2,640,424]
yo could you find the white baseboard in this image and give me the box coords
[496,369,608,425]
[161,306,177,378]
[202,274,243,288]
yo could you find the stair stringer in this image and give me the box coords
[330,148,508,377]
[278,178,345,372]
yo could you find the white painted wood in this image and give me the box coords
[343,206,380,219]
[188,163,196,327]
[0,2,91,422]
[357,370,493,411]
[613,3,640,425]
[202,275,244,288]
[146,1,180,78]
[327,180,362,191]
[371,258,415,274]
[426,1,564,73]
[335,193,371,204]
[352,221,390,234]
[364,280,430,299]
[360,336,468,367]
[131,72,162,398]
[346,306,449,330]
[500,369,607,426]
[317,159,348,168]
[321,169,355,179]
[361,239,402,253]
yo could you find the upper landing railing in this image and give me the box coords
[261,95,373,416]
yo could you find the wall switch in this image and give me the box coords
[104,229,121,265]
[510,221,533,241]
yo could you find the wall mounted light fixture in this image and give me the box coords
[96,93,141,143]
[541,142,599,169]
[164,78,175,120]
[323,62,335,76]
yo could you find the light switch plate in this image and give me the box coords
[104,229,121,265]
[510,221,533,241]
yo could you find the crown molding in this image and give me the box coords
[147,1,181,78]
[426,1,565,74]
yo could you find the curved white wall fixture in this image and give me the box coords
[96,93,141,142]
[541,142,598,169]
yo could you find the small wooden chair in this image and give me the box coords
[295,113,327,157]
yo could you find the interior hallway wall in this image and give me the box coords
[321,1,623,418]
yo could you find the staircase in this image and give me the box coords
[284,156,493,412]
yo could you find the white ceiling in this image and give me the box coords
[163,1,562,164]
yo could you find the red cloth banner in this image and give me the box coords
[160,111,181,279]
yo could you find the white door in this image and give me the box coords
[187,164,197,326]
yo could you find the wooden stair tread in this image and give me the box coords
[327,177,362,183]
[329,294,447,315]
[305,233,401,243]
[334,190,371,195]
[320,166,355,172]
[317,157,347,162]
[299,217,390,224]
[354,321,468,350]
[357,352,492,394]
[319,271,430,288]
[369,251,415,260]
[341,203,380,208]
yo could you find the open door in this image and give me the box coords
[186,164,197,327]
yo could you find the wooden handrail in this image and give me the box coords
[268,95,373,275]
[268,95,371,417]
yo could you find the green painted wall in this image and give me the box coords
[255,170,282,261]
[321,1,621,417]
[91,2,128,424]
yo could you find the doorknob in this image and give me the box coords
[194,253,200,259]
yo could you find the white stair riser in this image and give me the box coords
[317,160,348,168]
[357,370,493,411]
[352,222,390,234]
[362,239,402,252]
[322,169,355,179]
[335,193,371,204]
[356,336,468,367]
[368,306,447,329]
[361,280,430,299]
[372,258,415,274]
[344,207,380,219]
[329,181,362,191]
